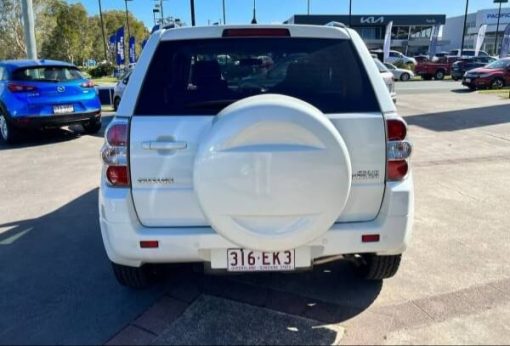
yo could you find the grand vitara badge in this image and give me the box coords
[352,170,380,181]
[137,177,175,184]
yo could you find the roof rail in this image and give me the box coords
[325,21,347,29]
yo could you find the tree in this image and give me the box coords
[41,2,91,64]
[0,0,60,60]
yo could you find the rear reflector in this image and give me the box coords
[387,160,409,181]
[140,240,159,248]
[362,234,380,243]
[106,166,129,186]
[386,119,407,141]
[222,28,290,37]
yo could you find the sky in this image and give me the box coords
[69,0,510,30]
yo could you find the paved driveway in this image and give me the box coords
[0,87,509,345]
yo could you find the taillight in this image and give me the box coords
[386,118,412,181]
[80,80,95,88]
[222,28,290,37]
[8,83,37,93]
[101,118,130,187]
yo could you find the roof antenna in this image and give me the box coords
[251,0,257,24]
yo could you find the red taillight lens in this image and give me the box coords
[386,119,407,141]
[106,166,129,186]
[388,160,409,181]
[8,83,37,93]
[106,123,128,146]
[80,80,95,88]
[222,28,290,37]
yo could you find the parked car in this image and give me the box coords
[99,24,413,289]
[451,56,497,81]
[372,49,417,66]
[373,58,397,102]
[462,57,510,90]
[113,70,131,111]
[384,63,415,81]
[0,59,101,143]
[448,49,490,58]
[414,56,458,80]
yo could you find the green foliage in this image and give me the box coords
[0,1,149,64]
[88,62,115,78]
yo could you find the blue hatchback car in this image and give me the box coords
[0,59,101,143]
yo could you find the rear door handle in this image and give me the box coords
[142,141,187,151]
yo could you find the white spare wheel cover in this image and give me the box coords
[194,94,352,251]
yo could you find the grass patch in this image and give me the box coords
[478,87,510,98]
[92,77,118,85]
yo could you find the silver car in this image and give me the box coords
[113,71,131,111]
[374,58,397,103]
[384,63,415,81]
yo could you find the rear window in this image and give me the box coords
[135,38,380,115]
[12,66,84,82]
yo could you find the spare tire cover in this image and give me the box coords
[194,94,351,251]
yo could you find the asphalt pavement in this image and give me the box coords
[0,82,509,345]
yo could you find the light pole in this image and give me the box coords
[307,0,310,15]
[251,0,257,24]
[349,0,352,27]
[97,0,108,61]
[124,0,132,41]
[494,0,509,55]
[190,0,196,26]
[223,0,226,24]
[21,0,37,59]
[153,8,159,26]
[460,0,469,56]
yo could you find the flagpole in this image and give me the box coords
[98,0,108,61]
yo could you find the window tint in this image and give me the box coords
[12,66,84,82]
[135,38,380,115]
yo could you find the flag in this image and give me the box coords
[500,23,510,58]
[115,27,125,65]
[108,34,116,60]
[383,21,393,63]
[428,25,441,58]
[474,24,487,57]
[129,36,136,64]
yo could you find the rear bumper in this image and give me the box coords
[10,110,101,129]
[99,175,414,268]
[462,77,490,88]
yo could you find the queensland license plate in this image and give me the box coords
[53,104,74,114]
[227,249,295,272]
[465,78,471,83]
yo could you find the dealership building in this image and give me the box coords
[285,14,447,56]
[442,8,510,55]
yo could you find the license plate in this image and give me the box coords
[465,78,471,83]
[53,104,74,114]
[227,249,295,272]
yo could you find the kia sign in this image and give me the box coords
[360,16,384,24]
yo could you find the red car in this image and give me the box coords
[462,58,510,90]
[414,56,459,80]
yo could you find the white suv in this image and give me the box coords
[99,24,414,288]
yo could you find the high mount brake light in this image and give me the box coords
[386,118,412,181]
[222,28,291,37]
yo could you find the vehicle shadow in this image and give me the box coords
[0,186,382,344]
[0,188,166,345]
[406,103,510,132]
[0,114,113,150]
[450,88,475,93]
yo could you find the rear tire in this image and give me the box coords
[113,97,121,112]
[112,262,154,289]
[490,78,505,89]
[355,254,402,280]
[400,73,410,81]
[82,119,102,134]
[0,113,20,144]
[434,70,445,80]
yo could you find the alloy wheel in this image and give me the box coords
[0,115,8,141]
